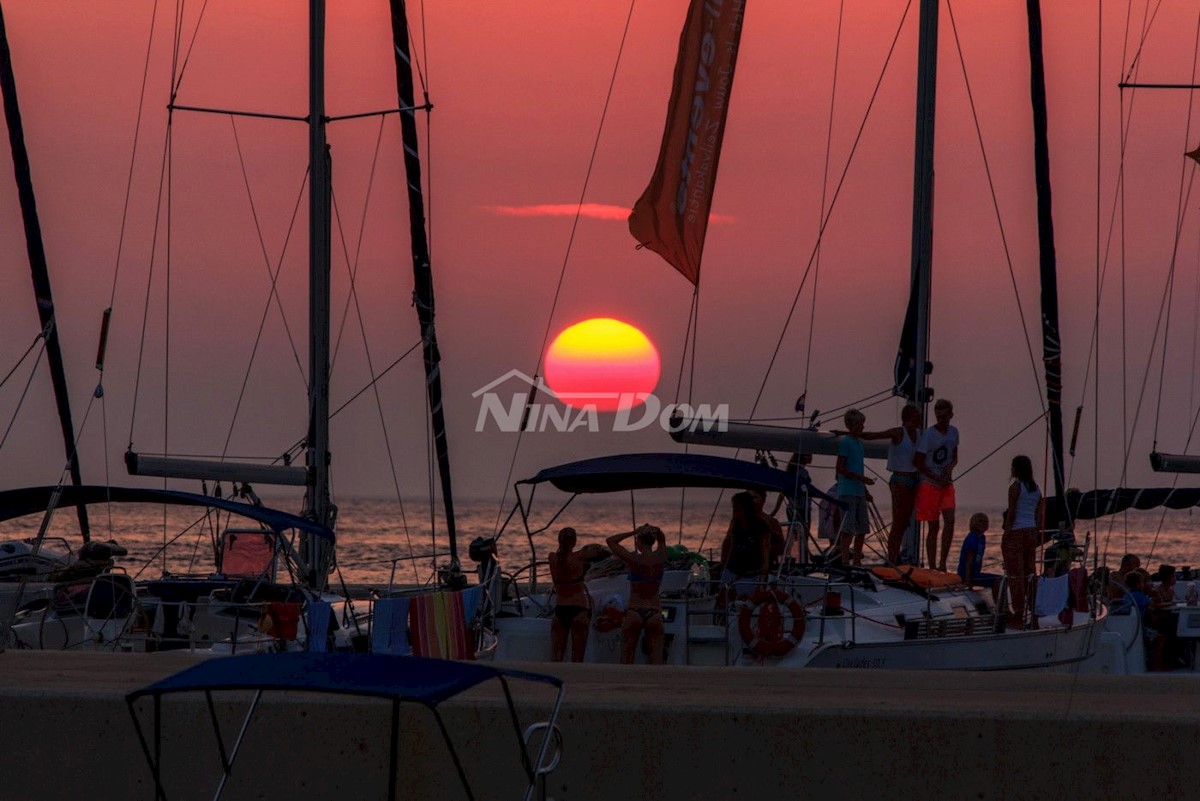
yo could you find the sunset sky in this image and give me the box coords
[3,0,1200,522]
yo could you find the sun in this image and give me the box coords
[544,318,661,412]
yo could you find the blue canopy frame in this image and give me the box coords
[126,652,564,801]
[0,485,335,540]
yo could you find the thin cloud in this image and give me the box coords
[483,203,733,224]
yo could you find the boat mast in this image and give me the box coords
[0,2,90,541]
[303,0,335,587]
[1024,0,1067,504]
[388,0,460,571]
[909,0,938,411]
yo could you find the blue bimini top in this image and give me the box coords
[127,652,561,707]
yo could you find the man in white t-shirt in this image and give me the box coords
[914,398,959,572]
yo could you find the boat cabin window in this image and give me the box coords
[219,529,278,580]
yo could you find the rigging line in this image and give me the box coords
[813,390,895,426]
[411,0,431,98]
[329,189,420,580]
[946,1,1044,411]
[699,0,912,546]
[1114,135,1196,482]
[331,116,387,370]
[273,338,423,469]
[101,395,112,534]
[220,120,310,460]
[169,0,211,97]
[954,410,1047,482]
[107,0,162,311]
[1069,37,1145,446]
[127,108,174,448]
[803,0,845,397]
[490,0,638,535]
[128,510,217,581]
[1190,224,1200,419]
[330,339,424,418]
[1079,0,1146,502]
[530,0,637,381]
[748,0,914,419]
[811,386,894,424]
[0,329,45,391]
[229,118,308,382]
[0,341,46,452]
[1152,20,1200,447]
[164,5,182,576]
[1122,0,1165,83]
[671,292,699,407]
[1094,0,1103,504]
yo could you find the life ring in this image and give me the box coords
[738,587,806,657]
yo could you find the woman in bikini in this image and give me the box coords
[549,526,596,662]
[606,524,667,664]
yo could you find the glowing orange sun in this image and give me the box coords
[544,318,661,412]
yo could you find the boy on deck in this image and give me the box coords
[915,398,959,572]
[835,409,874,566]
[956,513,989,586]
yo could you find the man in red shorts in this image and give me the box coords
[914,399,959,572]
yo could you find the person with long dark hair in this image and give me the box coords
[549,526,599,662]
[720,491,771,597]
[1002,455,1043,629]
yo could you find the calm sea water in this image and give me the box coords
[1,491,1197,586]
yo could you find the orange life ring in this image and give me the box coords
[738,587,806,657]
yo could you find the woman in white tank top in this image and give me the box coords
[1002,454,1044,629]
[859,404,921,563]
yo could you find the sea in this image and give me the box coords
[1,492,1197,586]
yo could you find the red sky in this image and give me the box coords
[2,0,1200,519]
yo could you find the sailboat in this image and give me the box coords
[0,0,490,654]
[493,0,1112,670]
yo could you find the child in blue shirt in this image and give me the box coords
[956,512,988,584]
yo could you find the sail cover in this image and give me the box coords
[1046,486,1200,523]
[628,0,746,284]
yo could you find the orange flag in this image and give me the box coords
[628,0,746,285]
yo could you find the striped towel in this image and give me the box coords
[409,591,473,660]
[371,597,412,656]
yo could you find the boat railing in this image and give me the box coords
[675,577,861,664]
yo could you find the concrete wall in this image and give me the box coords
[0,653,1197,800]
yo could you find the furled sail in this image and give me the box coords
[388,1,458,564]
[1046,486,1200,523]
[628,0,746,285]
[0,2,90,539]
[1025,0,1067,502]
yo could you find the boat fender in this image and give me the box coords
[738,587,805,658]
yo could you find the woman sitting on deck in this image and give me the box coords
[606,525,667,665]
[549,527,602,662]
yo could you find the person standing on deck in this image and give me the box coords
[721,492,771,597]
[1001,455,1043,630]
[834,409,874,566]
[857,404,922,564]
[914,398,959,572]
[548,527,602,662]
[749,489,785,568]
[607,525,667,664]
[772,453,814,560]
